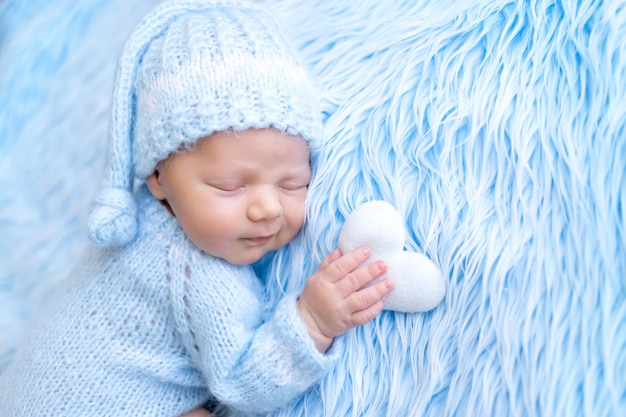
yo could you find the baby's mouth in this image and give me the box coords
[242,235,273,245]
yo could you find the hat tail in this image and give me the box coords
[88,0,225,246]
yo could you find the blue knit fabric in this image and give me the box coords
[0,185,337,416]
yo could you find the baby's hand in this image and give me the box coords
[297,247,394,352]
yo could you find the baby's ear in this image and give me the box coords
[145,167,166,200]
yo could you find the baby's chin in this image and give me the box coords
[217,246,276,266]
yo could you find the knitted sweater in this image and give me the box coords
[0,185,337,416]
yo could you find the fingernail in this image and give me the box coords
[378,261,387,271]
[385,279,394,289]
[362,247,370,256]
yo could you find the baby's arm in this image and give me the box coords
[297,247,394,353]
[170,253,349,413]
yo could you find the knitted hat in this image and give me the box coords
[88,0,322,246]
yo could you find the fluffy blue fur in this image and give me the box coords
[1,0,624,416]
[261,0,626,415]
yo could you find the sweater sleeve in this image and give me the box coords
[168,248,338,413]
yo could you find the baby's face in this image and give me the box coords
[147,128,311,265]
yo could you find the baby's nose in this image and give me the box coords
[247,187,283,222]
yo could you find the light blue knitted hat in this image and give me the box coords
[88,0,322,246]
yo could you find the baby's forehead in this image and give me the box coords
[162,128,312,165]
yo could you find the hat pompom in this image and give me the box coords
[88,188,138,246]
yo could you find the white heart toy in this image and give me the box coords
[338,201,445,313]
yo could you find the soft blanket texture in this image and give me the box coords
[1,0,624,416]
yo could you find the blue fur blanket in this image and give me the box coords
[1,0,624,416]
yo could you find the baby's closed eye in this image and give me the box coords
[207,181,244,193]
[279,181,309,191]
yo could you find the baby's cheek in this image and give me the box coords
[285,197,306,224]
[279,215,304,247]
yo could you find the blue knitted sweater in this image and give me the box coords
[0,185,337,416]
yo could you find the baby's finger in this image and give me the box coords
[346,277,394,318]
[317,249,342,271]
[322,247,372,283]
[351,299,386,326]
[337,259,387,295]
